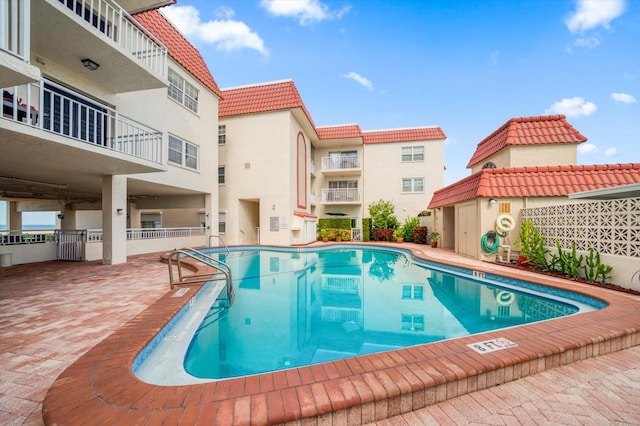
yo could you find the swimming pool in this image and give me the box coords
[134,245,603,385]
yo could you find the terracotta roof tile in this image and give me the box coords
[316,124,363,140]
[466,115,587,168]
[219,80,316,128]
[363,127,446,144]
[133,9,222,97]
[428,163,640,208]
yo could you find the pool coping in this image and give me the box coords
[42,244,640,425]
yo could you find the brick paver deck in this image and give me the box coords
[1,244,639,425]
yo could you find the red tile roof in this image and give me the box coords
[218,80,316,126]
[363,127,446,144]
[317,124,363,140]
[466,115,587,168]
[133,9,222,98]
[428,163,640,208]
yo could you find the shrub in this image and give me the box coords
[401,217,420,242]
[368,199,398,229]
[362,218,371,242]
[372,228,394,241]
[413,226,428,244]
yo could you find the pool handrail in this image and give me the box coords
[166,248,234,306]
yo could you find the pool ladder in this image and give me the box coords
[166,248,234,307]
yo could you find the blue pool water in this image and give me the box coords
[174,246,601,380]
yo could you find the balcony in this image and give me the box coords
[2,80,163,164]
[29,0,167,93]
[0,0,41,87]
[321,188,361,204]
[321,155,361,176]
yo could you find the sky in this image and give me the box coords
[161,0,639,186]
[2,0,638,227]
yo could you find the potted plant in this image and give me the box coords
[430,231,440,248]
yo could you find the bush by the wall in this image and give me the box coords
[413,226,428,244]
[362,217,371,242]
[372,228,394,242]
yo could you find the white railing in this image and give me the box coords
[321,275,361,293]
[321,188,360,203]
[351,228,362,241]
[2,80,163,164]
[0,0,29,61]
[86,227,206,242]
[59,0,166,78]
[321,155,360,171]
[1,229,55,245]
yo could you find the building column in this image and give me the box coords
[60,204,77,230]
[205,193,215,244]
[8,201,22,233]
[102,175,127,265]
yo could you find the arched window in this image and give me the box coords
[296,133,307,208]
[482,161,497,169]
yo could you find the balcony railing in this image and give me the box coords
[321,188,360,203]
[2,80,163,164]
[59,0,167,78]
[0,0,30,61]
[321,155,360,171]
[86,227,206,242]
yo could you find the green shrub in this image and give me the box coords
[401,217,420,242]
[362,218,371,242]
[368,199,398,229]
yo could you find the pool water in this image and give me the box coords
[180,247,590,380]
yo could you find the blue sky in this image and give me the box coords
[162,0,639,185]
[2,0,637,227]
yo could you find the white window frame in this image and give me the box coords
[401,146,424,162]
[401,177,424,193]
[218,125,226,145]
[219,211,227,234]
[168,68,199,113]
[401,314,425,332]
[401,284,425,300]
[168,134,199,170]
[218,166,225,184]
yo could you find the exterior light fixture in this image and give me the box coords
[117,208,124,215]
[81,58,99,71]
[489,198,497,205]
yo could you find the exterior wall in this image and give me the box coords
[364,139,444,219]
[219,110,315,246]
[470,144,577,174]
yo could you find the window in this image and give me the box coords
[218,166,225,184]
[401,314,424,332]
[168,68,198,113]
[401,284,425,300]
[401,146,424,162]
[401,178,424,193]
[168,135,198,170]
[219,211,226,233]
[218,125,226,144]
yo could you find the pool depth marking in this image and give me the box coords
[468,337,517,354]
[172,288,190,297]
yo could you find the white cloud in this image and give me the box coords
[565,0,626,33]
[544,97,597,118]
[605,147,618,156]
[577,143,599,155]
[161,6,268,55]
[259,0,351,26]
[573,34,601,48]
[611,92,637,104]
[343,72,373,90]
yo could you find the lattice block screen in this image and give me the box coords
[521,197,640,258]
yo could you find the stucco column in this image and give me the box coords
[128,202,141,229]
[60,204,77,230]
[8,201,22,233]
[102,175,127,265]
[204,193,214,245]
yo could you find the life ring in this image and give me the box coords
[495,214,515,235]
[496,290,515,306]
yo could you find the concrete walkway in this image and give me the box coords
[1,248,639,425]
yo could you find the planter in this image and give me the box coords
[335,237,342,242]
[322,237,329,242]
[431,241,438,248]
[396,237,404,243]
[518,255,532,267]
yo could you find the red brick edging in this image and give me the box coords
[42,247,640,425]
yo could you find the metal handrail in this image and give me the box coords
[208,234,229,253]
[166,248,233,307]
